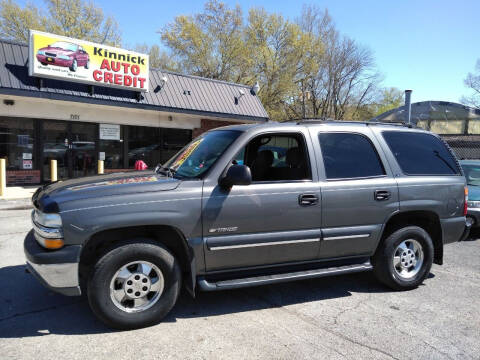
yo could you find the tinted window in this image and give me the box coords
[319,133,385,179]
[382,131,460,175]
[236,133,311,181]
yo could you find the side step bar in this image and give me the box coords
[198,261,373,291]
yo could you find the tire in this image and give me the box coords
[87,238,182,330]
[40,62,48,66]
[372,226,433,291]
[70,59,77,72]
[85,59,89,69]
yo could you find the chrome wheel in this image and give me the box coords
[110,261,164,313]
[72,59,77,71]
[393,239,424,280]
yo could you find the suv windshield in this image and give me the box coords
[163,130,241,178]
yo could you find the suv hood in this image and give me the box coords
[33,171,180,212]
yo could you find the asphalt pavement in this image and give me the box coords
[0,208,479,359]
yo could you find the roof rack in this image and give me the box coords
[293,118,415,128]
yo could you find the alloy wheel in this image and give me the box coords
[392,239,424,280]
[109,261,165,313]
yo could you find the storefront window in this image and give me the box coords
[127,126,161,168]
[126,126,192,169]
[0,117,35,170]
[161,128,192,164]
[99,126,124,169]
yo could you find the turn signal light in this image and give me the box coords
[464,186,468,216]
[43,238,65,249]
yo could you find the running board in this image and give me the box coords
[198,261,373,291]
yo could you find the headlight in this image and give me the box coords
[58,55,71,60]
[32,210,64,249]
[33,210,62,227]
[37,50,46,56]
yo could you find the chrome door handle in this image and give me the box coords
[299,194,318,206]
[374,190,390,201]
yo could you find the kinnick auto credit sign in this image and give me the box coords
[28,30,149,92]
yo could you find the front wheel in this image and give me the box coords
[372,226,434,290]
[87,239,182,329]
[70,59,77,72]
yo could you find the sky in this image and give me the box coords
[31,0,480,104]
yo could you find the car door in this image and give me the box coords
[202,130,322,272]
[312,125,400,259]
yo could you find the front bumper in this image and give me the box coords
[24,230,82,296]
[36,54,73,67]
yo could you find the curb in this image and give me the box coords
[0,198,33,210]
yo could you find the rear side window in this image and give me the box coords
[319,133,385,179]
[382,131,460,175]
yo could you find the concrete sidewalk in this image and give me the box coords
[0,186,38,209]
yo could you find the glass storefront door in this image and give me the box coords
[43,120,96,181]
[43,120,69,181]
[70,122,96,178]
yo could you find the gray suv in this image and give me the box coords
[24,121,469,329]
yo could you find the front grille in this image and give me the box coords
[45,52,57,57]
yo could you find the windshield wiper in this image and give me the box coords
[155,164,183,179]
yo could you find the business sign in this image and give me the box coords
[29,30,149,92]
[99,123,120,140]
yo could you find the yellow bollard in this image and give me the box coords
[0,158,6,198]
[98,160,104,175]
[50,159,57,182]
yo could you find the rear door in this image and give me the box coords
[311,125,400,259]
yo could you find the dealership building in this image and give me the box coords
[0,37,268,185]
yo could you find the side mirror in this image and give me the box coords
[219,164,251,189]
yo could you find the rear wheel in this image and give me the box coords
[373,226,433,290]
[85,59,90,69]
[87,239,181,329]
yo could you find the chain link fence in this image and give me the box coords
[441,135,480,160]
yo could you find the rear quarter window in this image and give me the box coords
[382,131,460,176]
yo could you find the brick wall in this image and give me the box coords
[193,119,241,138]
[7,170,41,185]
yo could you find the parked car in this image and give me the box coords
[459,160,480,227]
[25,121,470,329]
[36,41,89,72]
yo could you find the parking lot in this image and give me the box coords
[0,207,479,360]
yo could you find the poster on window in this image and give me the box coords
[99,124,120,140]
[23,160,32,169]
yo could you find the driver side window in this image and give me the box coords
[235,133,311,182]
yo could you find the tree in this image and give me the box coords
[461,59,480,109]
[0,0,121,45]
[373,87,404,116]
[134,44,177,71]
[157,1,384,121]
[297,5,380,120]
[245,8,321,120]
[160,0,249,83]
